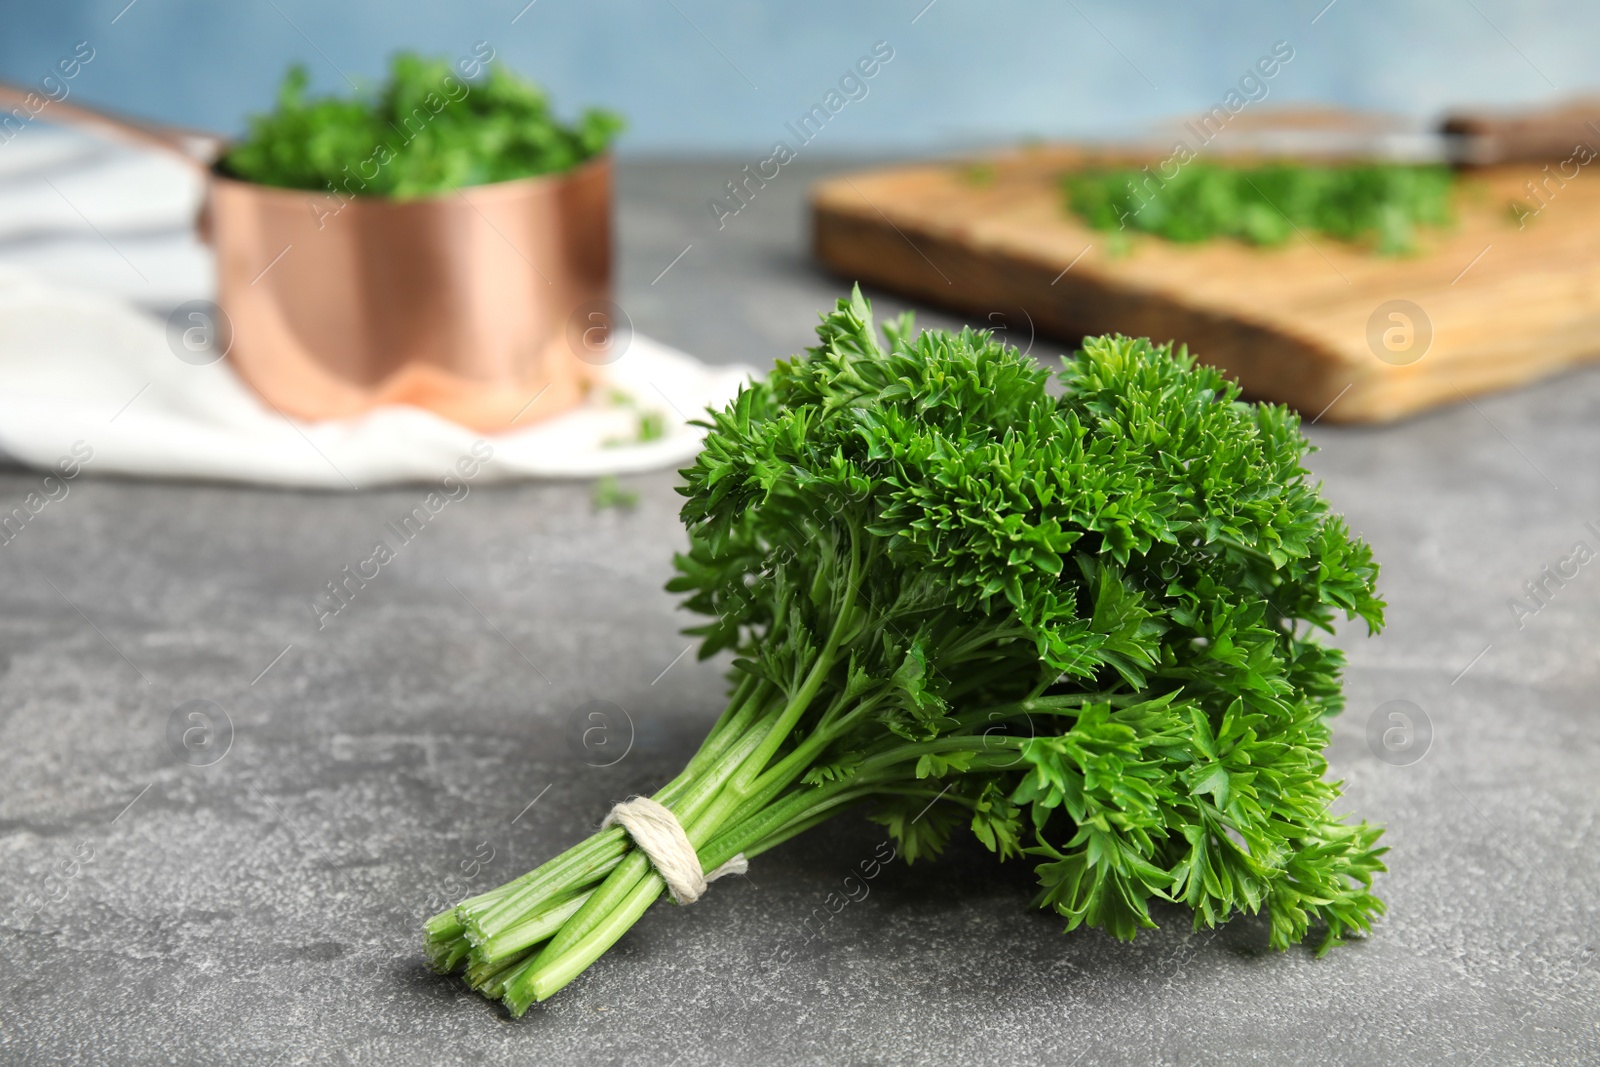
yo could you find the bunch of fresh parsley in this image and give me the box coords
[1063,161,1454,254]
[424,288,1388,1013]
[223,52,622,198]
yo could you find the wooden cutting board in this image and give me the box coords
[811,145,1600,423]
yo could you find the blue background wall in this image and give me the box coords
[1,1,1593,155]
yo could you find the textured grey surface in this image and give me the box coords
[1,161,1598,1066]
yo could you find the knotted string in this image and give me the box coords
[602,795,748,905]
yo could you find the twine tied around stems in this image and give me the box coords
[602,796,749,905]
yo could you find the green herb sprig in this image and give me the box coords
[424,288,1387,1013]
[1063,161,1454,255]
[223,52,623,198]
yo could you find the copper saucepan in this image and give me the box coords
[0,82,611,431]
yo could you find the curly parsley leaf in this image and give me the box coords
[224,52,622,197]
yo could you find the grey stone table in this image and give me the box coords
[2,161,1597,1066]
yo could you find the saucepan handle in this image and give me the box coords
[0,79,224,171]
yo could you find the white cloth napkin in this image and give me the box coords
[0,128,752,488]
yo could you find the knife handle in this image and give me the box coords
[1441,100,1600,166]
